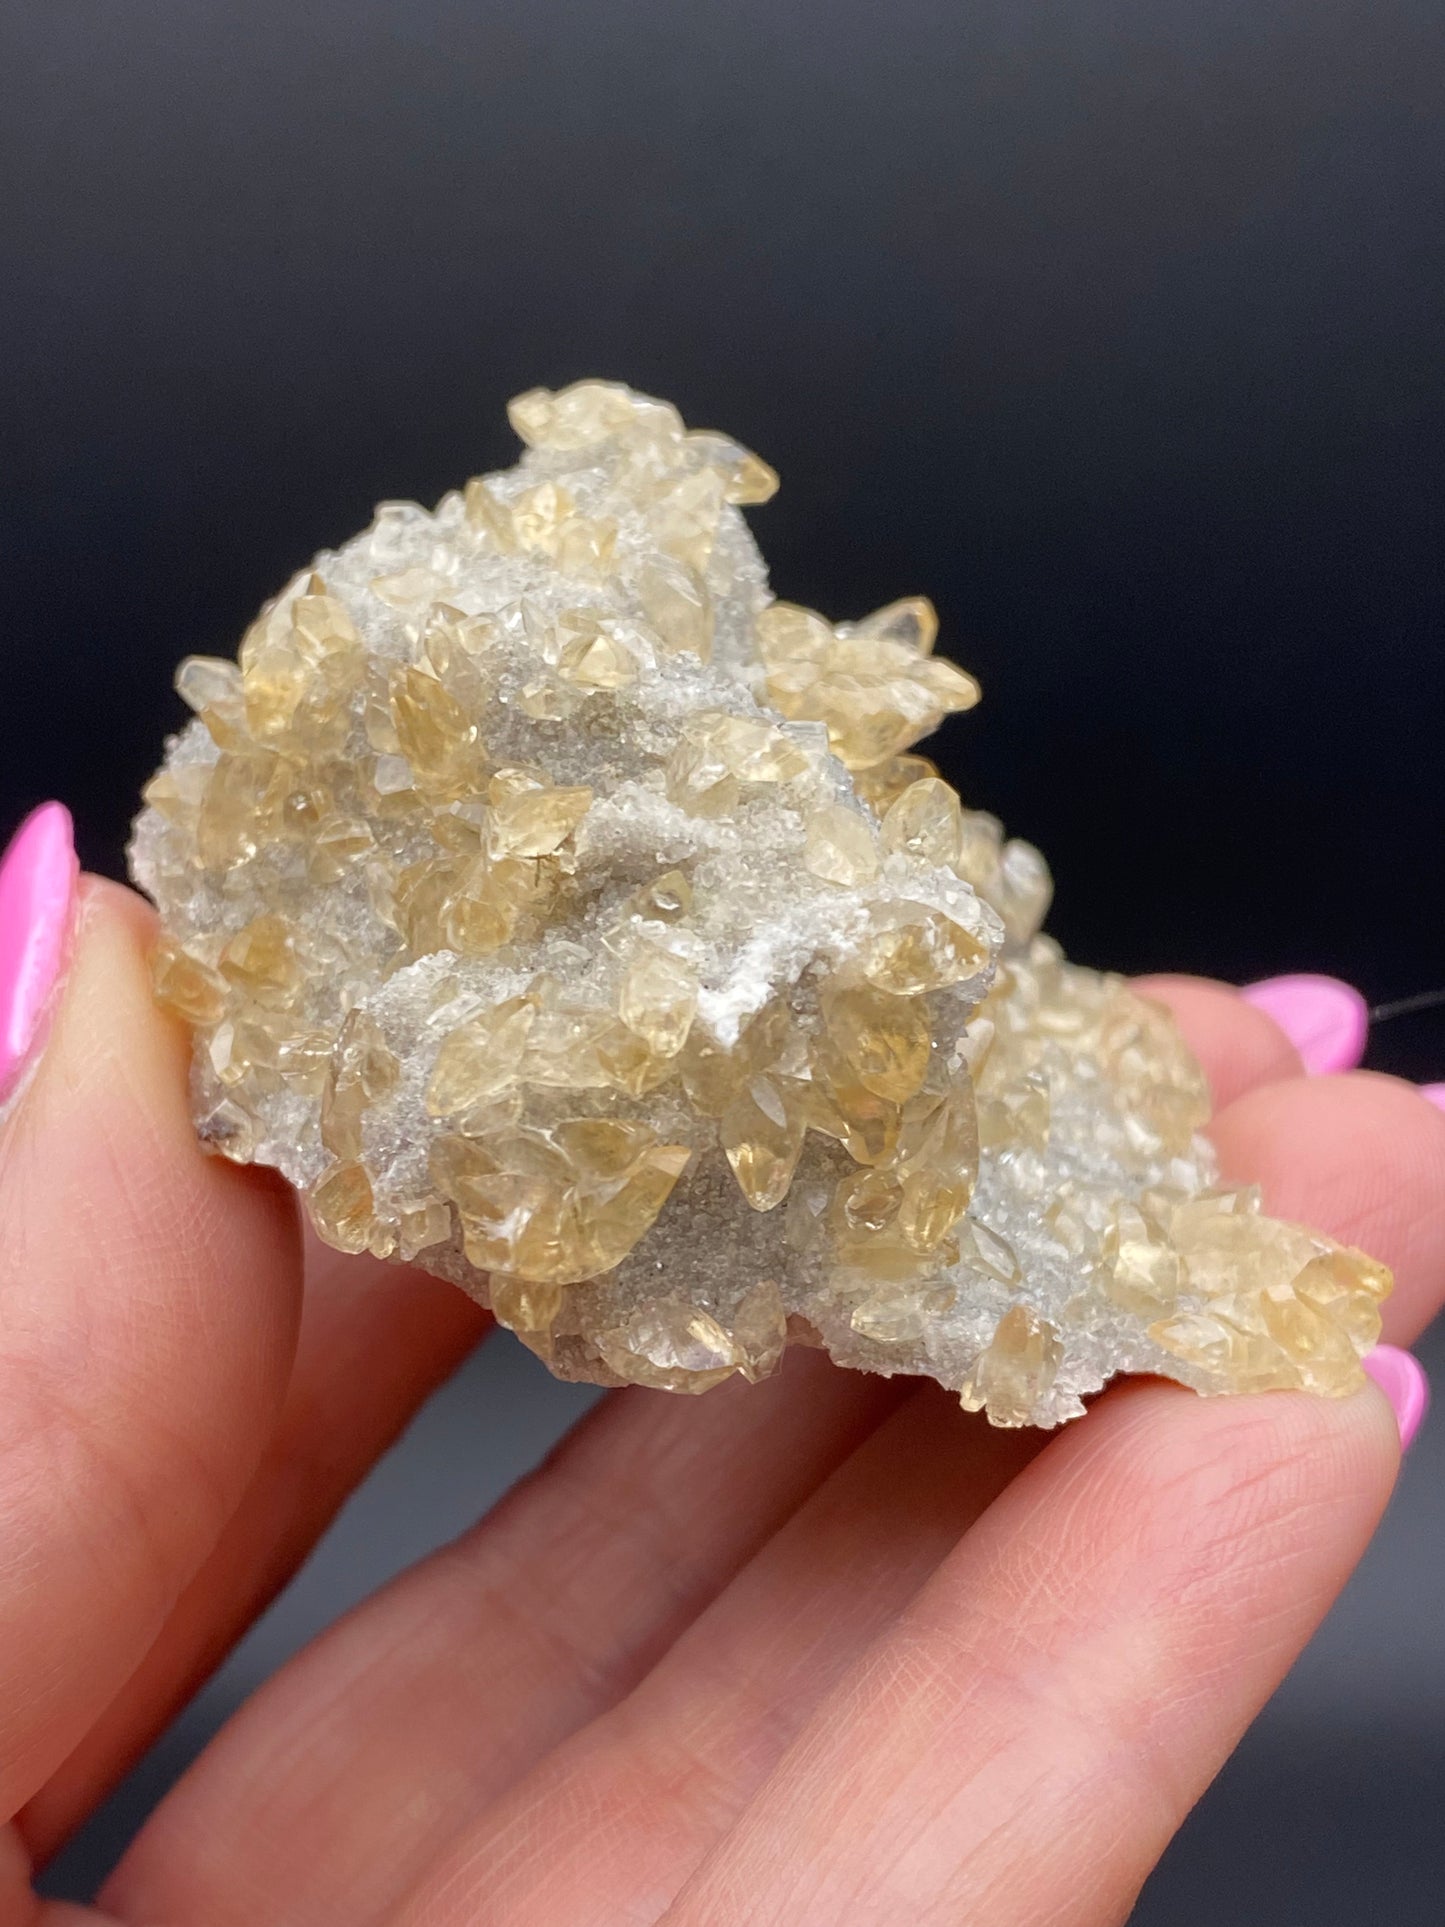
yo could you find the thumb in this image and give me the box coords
[0,805,301,1820]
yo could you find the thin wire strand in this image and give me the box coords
[1368,987,1445,1023]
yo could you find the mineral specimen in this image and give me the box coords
[129,380,1390,1426]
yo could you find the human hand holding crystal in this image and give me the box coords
[1,857,1441,1925]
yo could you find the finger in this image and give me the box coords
[21,1233,490,1860]
[103,1351,903,1927]
[1134,974,1303,1109]
[659,1379,1397,1927]
[389,1060,1445,1923]
[0,877,301,1819]
[1209,1070,1445,1344]
[1239,973,1369,1076]
[387,1389,1041,1927]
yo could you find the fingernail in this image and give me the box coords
[0,803,80,1109]
[1421,1083,1445,1114]
[1240,974,1369,1074]
[1364,1345,1430,1451]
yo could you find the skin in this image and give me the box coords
[3,883,1445,1927]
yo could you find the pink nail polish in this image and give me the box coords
[1364,1346,1430,1452]
[1421,1083,1445,1114]
[1240,974,1369,1075]
[0,803,80,1108]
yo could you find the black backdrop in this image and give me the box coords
[5,1,1445,1917]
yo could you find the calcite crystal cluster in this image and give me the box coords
[130,381,1390,1426]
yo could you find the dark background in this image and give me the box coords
[4,1,1443,1919]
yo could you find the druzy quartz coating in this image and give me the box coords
[129,381,1390,1426]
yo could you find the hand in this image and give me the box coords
[3,865,1443,1927]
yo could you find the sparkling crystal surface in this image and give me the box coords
[130,380,1389,1425]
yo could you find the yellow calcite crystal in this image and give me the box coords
[129,379,1389,1425]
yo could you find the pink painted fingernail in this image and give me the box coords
[1364,1345,1430,1451]
[1240,974,1369,1074]
[1421,1083,1445,1114]
[0,803,80,1109]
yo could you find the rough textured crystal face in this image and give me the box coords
[130,379,1390,1426]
